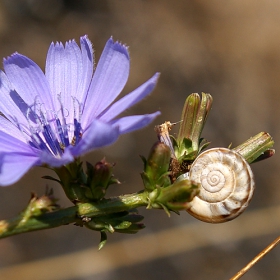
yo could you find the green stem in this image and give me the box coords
[233,132,274,164]
[0,192,148,239]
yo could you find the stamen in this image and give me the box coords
[72,97,83,146]
[56,93,70,147]
[73,118,82,145]
[42,123,62,156]
[21,93,85,156]
[55,117,69,148]
[38,109,62,155]
[30,132,51,153]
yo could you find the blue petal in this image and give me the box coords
[0,130,36,154]
[78,36,94,101]
[3,53,55,112]
[39,148,74,167]
[0,152,39,186]
[45,40,81,127]
[81,38,130,128]
[99,73,160,122]
[111,112,161,134]
[0,130,39,186]
[45,36,94,125]
[45,41,67,112]
[0,117,27,143]
[71,119,120,156]
[0,71,30,127]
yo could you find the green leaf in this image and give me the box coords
[98,231,107,250]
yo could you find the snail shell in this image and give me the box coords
[185,148,255,223]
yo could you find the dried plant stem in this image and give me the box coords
[230,236,280,280]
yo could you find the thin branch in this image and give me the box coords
[230,236,280,280]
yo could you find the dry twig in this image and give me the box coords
[230,236,280,279]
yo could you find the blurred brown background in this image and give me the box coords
[0,1,280,279]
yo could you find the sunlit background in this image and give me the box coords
[0,1,279,279]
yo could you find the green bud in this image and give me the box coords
[30,192,58,215]
[148,179,199,213]
[53,162,91,203]
[87,159,112,189]
[177,93,201,142]
[176,93,212,161]
[19,189,59,223]
[51,158,120,203]
[141,142,172,191]
[86,159,120,200]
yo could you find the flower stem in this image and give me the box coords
[0,192,148,239]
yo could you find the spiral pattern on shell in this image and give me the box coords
[185,148,255,223]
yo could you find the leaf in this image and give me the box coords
[98,231,108,250]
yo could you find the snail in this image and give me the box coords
[180,148,255,223]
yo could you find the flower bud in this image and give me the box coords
[86,159,120,200]
[176,93,212,161]
[141,142,172,191]
[148,178,199,213]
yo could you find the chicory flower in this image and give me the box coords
[0,35,160,186]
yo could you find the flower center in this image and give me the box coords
[21,95,83,157]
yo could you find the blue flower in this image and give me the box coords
[0,35,160,186]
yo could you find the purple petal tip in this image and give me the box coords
[106,37,129,60]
